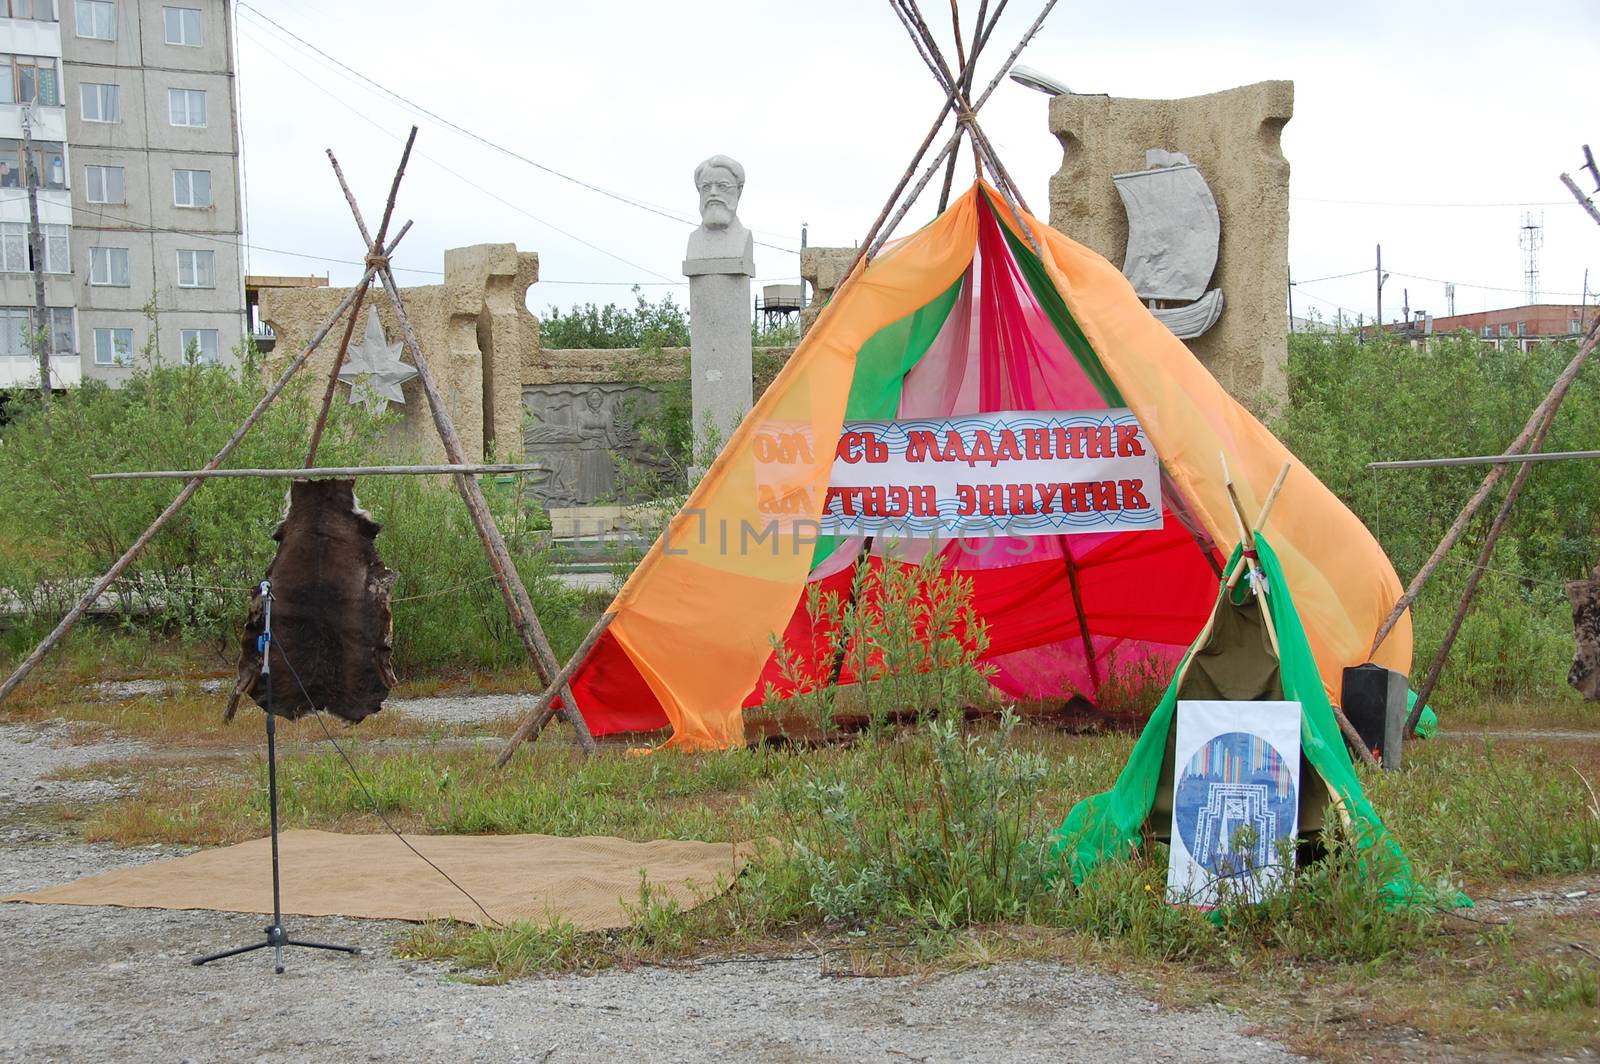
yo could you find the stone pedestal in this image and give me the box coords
[684,249,754,442]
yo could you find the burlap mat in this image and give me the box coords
[2,829,748,928]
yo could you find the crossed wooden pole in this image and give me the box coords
[0,129,596,754]
[496,0,1060,765]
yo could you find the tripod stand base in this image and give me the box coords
[192,922,361,975]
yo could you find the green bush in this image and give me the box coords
[0,362,583,674]
[1276,330,1600,704]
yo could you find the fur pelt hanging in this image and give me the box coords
[1569,564,1600,702]
[224,478,398,723]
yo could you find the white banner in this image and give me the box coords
[815,409,1162,538]
[1167,700,1302,907]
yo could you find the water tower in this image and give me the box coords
[755,282,804,333]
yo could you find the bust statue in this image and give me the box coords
[685,154,754,270]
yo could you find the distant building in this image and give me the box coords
[1366,302,1597,350]
[0,0,244,391]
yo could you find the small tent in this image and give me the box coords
[564,183,1411,750]
[1051,531,1417,899]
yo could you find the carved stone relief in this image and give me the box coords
[521,383,674,508]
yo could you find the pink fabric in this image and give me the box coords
[790,202,1219,709]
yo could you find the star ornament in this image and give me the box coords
[338,307,417,414]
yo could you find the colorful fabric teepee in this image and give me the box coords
[563,183,1411,750]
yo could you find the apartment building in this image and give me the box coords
[0,0,242,390]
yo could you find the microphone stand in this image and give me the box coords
[192,580,361,974]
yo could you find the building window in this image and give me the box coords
[176,248,213,288]
[0,222,67,272]
[1572,319,1583,334]
[93,326,133,366]
[42,222,67,272]
[0,307,63,355]
[162,5,200,45]
[0,55,61,107]
[74,0,113,39]
[0,308,28,356]
[1480,325,1493,338]
[81,81,120,122]
[1499,323,1511,338]
[48,306,70,354]
[0,139,67,189]
[1516,321,1527,337]
[168,87,206,128]
[85,163,123,203]
[90,245,130,286]
[180,327,218,364]
[5,1,57,22]
[172,168,211,208]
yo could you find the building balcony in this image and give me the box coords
[0,351,80,390]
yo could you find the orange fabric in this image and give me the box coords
[587,182,1411,749]
[987,187,1413,697]
[599,191,983,750]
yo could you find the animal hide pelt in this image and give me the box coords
[1569,564,1600,702]
[224,478,398,723]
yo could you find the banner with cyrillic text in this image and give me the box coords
[803,410,1162,538]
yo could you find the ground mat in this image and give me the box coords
[2,829,748,928]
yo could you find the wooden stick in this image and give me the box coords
[1062,548,1102,694]
[1404,402,1558,737]
[0,243,400,707]
[1222,455,1378,767]
[303,280,370,467]
[304,131,418,467]
[1227,462,1290,590]
[327,147,596,754]
[1562,172,1600,227]
[1368,316,1599,657]
[853,0,1054,270]
[497,612,616,766]
[92,463,545,482]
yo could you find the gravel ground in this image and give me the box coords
[0,720,1303,1063]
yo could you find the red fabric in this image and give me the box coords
[572,199,1222,738]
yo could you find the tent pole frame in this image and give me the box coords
[0,128,596,755]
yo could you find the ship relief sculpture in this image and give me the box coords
[1114,149,1225,340]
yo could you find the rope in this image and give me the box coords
[273,645,505,929]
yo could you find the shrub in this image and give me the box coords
[0,362,583,675]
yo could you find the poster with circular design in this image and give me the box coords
[1168,702,1302,906]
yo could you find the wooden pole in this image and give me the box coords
[327,141,595,754]
[1062,548,1102,694]
[1368,317,1598,657]
[91,463,545,482]
[1404,403,1559,737]
[497,613,616,766]
[1221,456,1378,767]
[305,130,417,467]
[0,245,399,707]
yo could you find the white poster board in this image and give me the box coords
[1167,700,1302,907]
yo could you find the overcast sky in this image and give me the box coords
[234,0,1599,326]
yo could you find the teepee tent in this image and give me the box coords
[1051,528,1418,900]
[523,184,1410,751]
[497,3,1411,759]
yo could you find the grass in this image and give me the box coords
[9,676,1600,1059]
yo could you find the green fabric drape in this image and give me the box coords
[1050,534,1426,902]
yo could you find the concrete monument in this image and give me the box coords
[1048,81,1293,409]
[683,155,755,439]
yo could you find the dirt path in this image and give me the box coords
[0,719,1304,1064]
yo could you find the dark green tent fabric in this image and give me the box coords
[1050,533,1422,901]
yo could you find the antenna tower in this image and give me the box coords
[1519,211,1544,303]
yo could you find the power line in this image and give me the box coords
[235,18,680,283]
[234,2,801,255]
[1294,196,1576,209]
[1291,267,1368,285]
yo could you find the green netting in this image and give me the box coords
[1049,533,1427,903]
